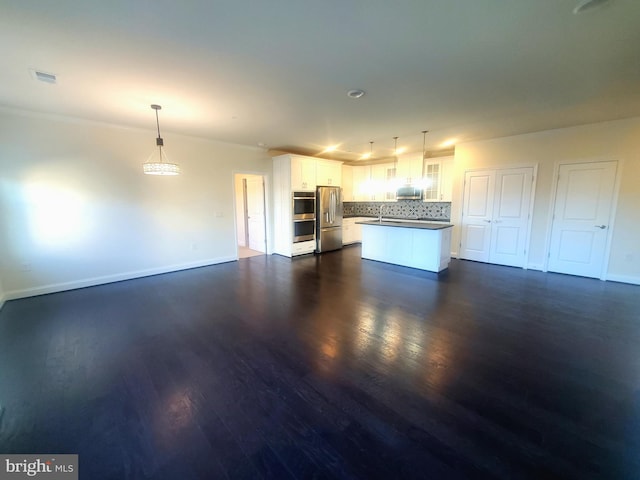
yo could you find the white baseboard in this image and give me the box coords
[605,274,640,286]
[3,256,237,301]
[526,263,544,271]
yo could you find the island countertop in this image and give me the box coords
[356,219,453,230]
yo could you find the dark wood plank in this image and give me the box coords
[0,247,639,479]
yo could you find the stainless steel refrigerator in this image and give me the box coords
[316,186,343,253]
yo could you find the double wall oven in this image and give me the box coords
[292,191,315,242]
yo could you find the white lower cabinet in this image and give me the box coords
[343,217,366,245]
[360,224,452,272]
[292,240,316,256]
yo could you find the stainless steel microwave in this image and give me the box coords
[396,186,423,200]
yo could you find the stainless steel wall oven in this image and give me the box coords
[292,191,315,220]
[292,191,315,242]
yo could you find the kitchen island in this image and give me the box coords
[357,220,453,272]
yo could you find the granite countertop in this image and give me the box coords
[356,219,453,230]
[345,214,450,222]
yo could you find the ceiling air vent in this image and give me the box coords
[30,69,57,84]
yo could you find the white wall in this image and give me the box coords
[451,116,640,283]
[0,108,272,300]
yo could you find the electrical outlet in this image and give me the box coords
[625,253,634,262]
[20,263,31,272]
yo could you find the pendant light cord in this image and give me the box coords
[421,130,428,178]
[155,108,161,139]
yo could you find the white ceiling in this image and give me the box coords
[1,0,639,161]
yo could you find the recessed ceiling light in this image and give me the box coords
[347,89,365,99]
[323,145,339,153]
[573,0,612,14]
[441,138,458,148]
[30,68,57,84]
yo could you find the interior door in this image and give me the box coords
[460,167,534,267]
[547,161,617,278]
[460,171,495,262]
[489,167,533,267]
[246,176,266,252]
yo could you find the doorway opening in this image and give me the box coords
[234,173,267,259]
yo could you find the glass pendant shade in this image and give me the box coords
[143,145,180,175]
[143,104,180,175]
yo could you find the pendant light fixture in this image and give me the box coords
[418,130,429,189]
[392,136,398,178]
[143,104,180,175]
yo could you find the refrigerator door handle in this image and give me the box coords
[329,191,333,223]
[330,191,335,224]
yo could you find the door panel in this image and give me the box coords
[460,167,533,267]
[246,176,266,252]
[557,230,596,264]
[493,226,520,256]
[496,173,526,218]
[460,172,494,262]
[467,174,493,217]
[548,161,617,278]
[463,224,491,260]
[489,168,533,267]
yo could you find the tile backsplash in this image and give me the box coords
[344,200,451,221]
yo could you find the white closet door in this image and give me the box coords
[460,167,534,268]
[548,161,617,278]
[460,171,495,262]
[489,168,533,267]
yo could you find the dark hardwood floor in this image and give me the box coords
[1,246,639,479]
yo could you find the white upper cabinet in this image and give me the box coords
[396,153,423,185]
[350,163,398,201]
[352,165,372,201]
[422,155,453,202]
[422,160,441,201]
[342,165,354,201]
[316,159,342,187]
[439,156,453,202]
[370,163,397,201]
[291,155,317,191]
[277,154,343,192]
